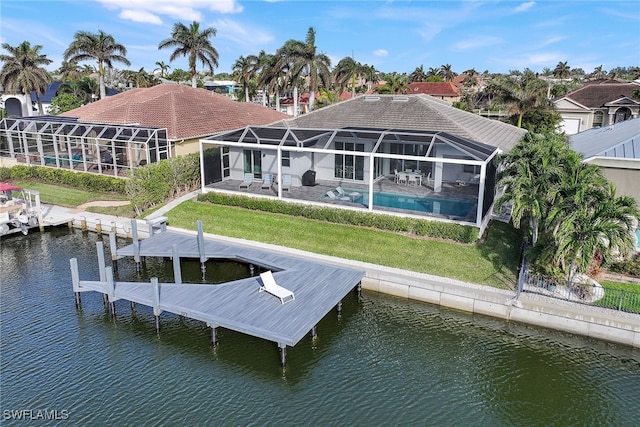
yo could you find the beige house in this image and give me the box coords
[554,80,640,135]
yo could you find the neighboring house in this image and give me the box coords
[554,79,640,135]
[203,79,238,100]
[279,94,309,116]
[59,83,289,157]
[0,83,288,175]
[570,118,640,203]
[200,94,527,233]
[407,82,461,103]
[1,82,117,117]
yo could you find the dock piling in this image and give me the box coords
[70,258,81,308]
[131,219,140,270]
[197,220,206,277]
[210,326,218,346]
[310,325,317,339]
[152,277,161,333]
[278,343,287,367]
[172,245,182,285]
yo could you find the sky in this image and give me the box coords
[1,0,639,77]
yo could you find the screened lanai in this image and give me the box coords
[200,126,500,228]
[0,116,170,176]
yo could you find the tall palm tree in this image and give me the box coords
[232,55,253,102]
[361,64,379,92]
[0,41,52,116]
[154,61,171,78]
[64,30,130,100]
[553,61,571,80]
[438,64,457,82]
[276,27,331,112]
[158,21,218,88]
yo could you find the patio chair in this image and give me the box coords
[326,190,350,201]
[281,174,292,191]
[336,186,360,201]
[397,173,408,185]
[261,173,273,190]
[259,271,295,304]
[239,173,253,189]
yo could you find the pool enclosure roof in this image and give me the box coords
[0,115,168,143]
[207,126,499,161]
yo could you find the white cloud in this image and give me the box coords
[514,2,535,13]
[213,18,273,47]
[97,0,243,24]
[538,36,567,48]
[452,35,503,51]
[119,9,163,25]
[373,49,388,57]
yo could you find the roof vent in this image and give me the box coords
[364,95,380,101]
[392,96,409,102]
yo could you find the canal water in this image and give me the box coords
[1,228,639,426]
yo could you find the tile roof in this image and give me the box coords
[273,94,527,152]
[408,82,460,96]
[558,80,640,108]
[60,83,289,140]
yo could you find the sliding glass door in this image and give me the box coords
[334,142,364,181]
[243,149,262,178]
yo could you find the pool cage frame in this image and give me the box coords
[201,126,501,229]
[0,116,170,176]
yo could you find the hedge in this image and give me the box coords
[198,192,478,243]
[0,165,125,192]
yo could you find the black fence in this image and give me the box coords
[518,269,640,314]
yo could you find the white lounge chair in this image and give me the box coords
[335,186,360,201]
[327,190,350,201]
[239,173,253,189]
[281,174,292,191]
[259,271,295,304]
[261,173,273,190]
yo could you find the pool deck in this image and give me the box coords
[204,176,480,221]
[71,226,365,359]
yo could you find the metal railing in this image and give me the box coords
[518,269,640,314]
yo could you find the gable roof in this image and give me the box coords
[556,80,640,109]
[273,94,527,152]
[570,117,640,160]
[60,83,289,140]
[408,82,460,96]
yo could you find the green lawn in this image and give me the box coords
[14,181,127,207]
[165,200,523,290]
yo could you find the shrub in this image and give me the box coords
[606,255,640,277]
[4,165,125,192]
[197,192,478,243]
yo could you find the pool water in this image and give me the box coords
[345,188,476,218]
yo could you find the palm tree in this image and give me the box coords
[495,132,568,245]
[553,61,571,80]
[361,64,379,92]
[57,60,82,81]
[64,30,130,100]
[154,61,171,78]
[438,64,457,82]
[158,21,218,88]
[276,27,331,112]
[232,55,254,102]
[409,65,427,83]
[487,72,551,128]
[0,41,52,116]
[374,73,408,94]
[333,56,362,97]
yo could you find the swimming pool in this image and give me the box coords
[343,188,476,218]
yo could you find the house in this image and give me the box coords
[200,94,527,234]
[407,82,461,103]
[0,83,288,175]
[1,82,118,118]
[570,118,640,203]
[554,79,640,135]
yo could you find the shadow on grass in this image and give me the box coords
[476,221,525,290]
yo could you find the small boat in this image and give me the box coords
[0,183,41,236]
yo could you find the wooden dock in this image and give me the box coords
[70,220,365,366]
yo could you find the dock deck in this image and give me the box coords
[72,227,365,361]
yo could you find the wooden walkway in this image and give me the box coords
[71,223,365,365]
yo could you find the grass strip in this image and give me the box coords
[596,280,640,313]
[13,180,127,207]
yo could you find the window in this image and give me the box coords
[593,111,604,128]
[463,164,480,174]
[281,150,290,167]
